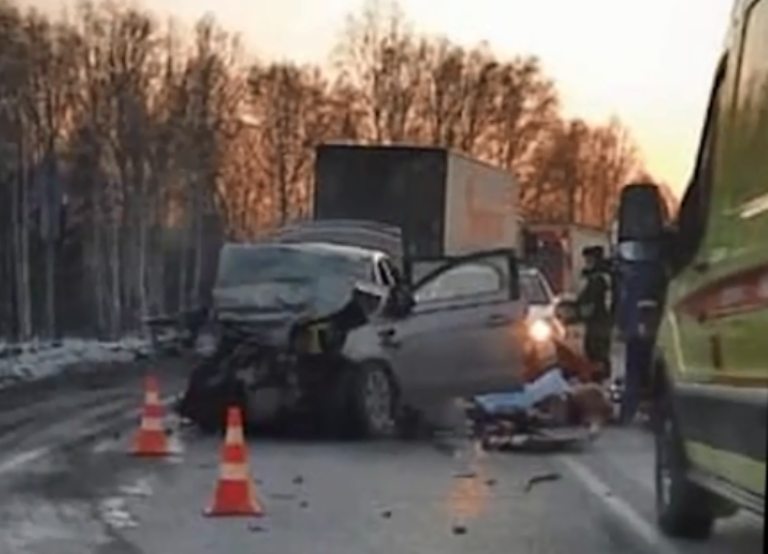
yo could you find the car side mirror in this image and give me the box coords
[615,183,668,263]
[554,298,579,325]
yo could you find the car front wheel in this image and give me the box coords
[654,386,716,540]
[348,362,398,439]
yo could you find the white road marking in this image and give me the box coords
[0,396,177,477]
[559,455,680,554]
[0,446,52,475]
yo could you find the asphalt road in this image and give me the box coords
[0,355,190,475]
[0,358,763,554]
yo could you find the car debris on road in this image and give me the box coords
[523,472,562,492]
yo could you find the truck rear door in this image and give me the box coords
[443,151,520,255]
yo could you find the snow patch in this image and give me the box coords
[99,497,140,529]
[118,477,154,498]
[0,337,150,390]
[0,332,215,390]
[2,499,111,553]
[196,334,217,356]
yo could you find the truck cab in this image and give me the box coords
[614,0,767,539]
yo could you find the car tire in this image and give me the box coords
[346,362,398,439]
[179,353,245,435]
[653,383,716,540]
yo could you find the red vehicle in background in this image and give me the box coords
[523,223,611,296]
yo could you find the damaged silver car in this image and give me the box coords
[177,220,530,439]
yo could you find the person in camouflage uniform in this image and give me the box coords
[575,246,613,382]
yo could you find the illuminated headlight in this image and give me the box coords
[528,319,553,342]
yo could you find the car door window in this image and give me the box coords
[731,0,768,216]
[414,262,503,303]
[671,57,726,274]
[380,258,405,286]
[520,271,552,305]
[376,259,394,287]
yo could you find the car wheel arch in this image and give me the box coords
[650,355,724,538]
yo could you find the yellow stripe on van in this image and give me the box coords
[685,440,766,496]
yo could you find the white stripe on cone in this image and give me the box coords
[141,418,164,432]
[225,425,244,445]
[220,462,249,480]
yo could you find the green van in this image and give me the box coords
[615,0,767,540]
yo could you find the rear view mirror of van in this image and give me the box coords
[615,183,667,263]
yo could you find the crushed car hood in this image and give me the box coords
[212,277,356,323]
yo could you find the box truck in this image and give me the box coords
[311,143,522,259]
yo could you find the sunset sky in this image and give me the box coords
[30,0,734,197]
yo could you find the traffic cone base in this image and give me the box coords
[206,480,263,517]
[132,430,169,457]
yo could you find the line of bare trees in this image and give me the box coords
[0,0,664,343]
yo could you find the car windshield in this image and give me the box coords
[212,243,372,315]
[215,243,370,288]
[520,271,551,305]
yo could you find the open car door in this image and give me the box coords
[378,248,528,400]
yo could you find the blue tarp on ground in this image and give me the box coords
[474,368,571,414]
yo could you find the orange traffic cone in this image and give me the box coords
[131,376,170,457]
[205,406,264,517]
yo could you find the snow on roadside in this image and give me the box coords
[0,338,151,390]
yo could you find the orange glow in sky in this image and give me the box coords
[30,0,734,196]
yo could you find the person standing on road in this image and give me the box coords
[575,246,613,382]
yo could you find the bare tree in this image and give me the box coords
[578,118,644,226]
[655,181,681,216]
[0,0,655,346]
[333,0,423,143]
[172,16,245,312]
[0,0,31,341]
[246,63,337,225]
[527,117,644,226]
[484,57,560,178]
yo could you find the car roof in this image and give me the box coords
[223,241,380,261]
